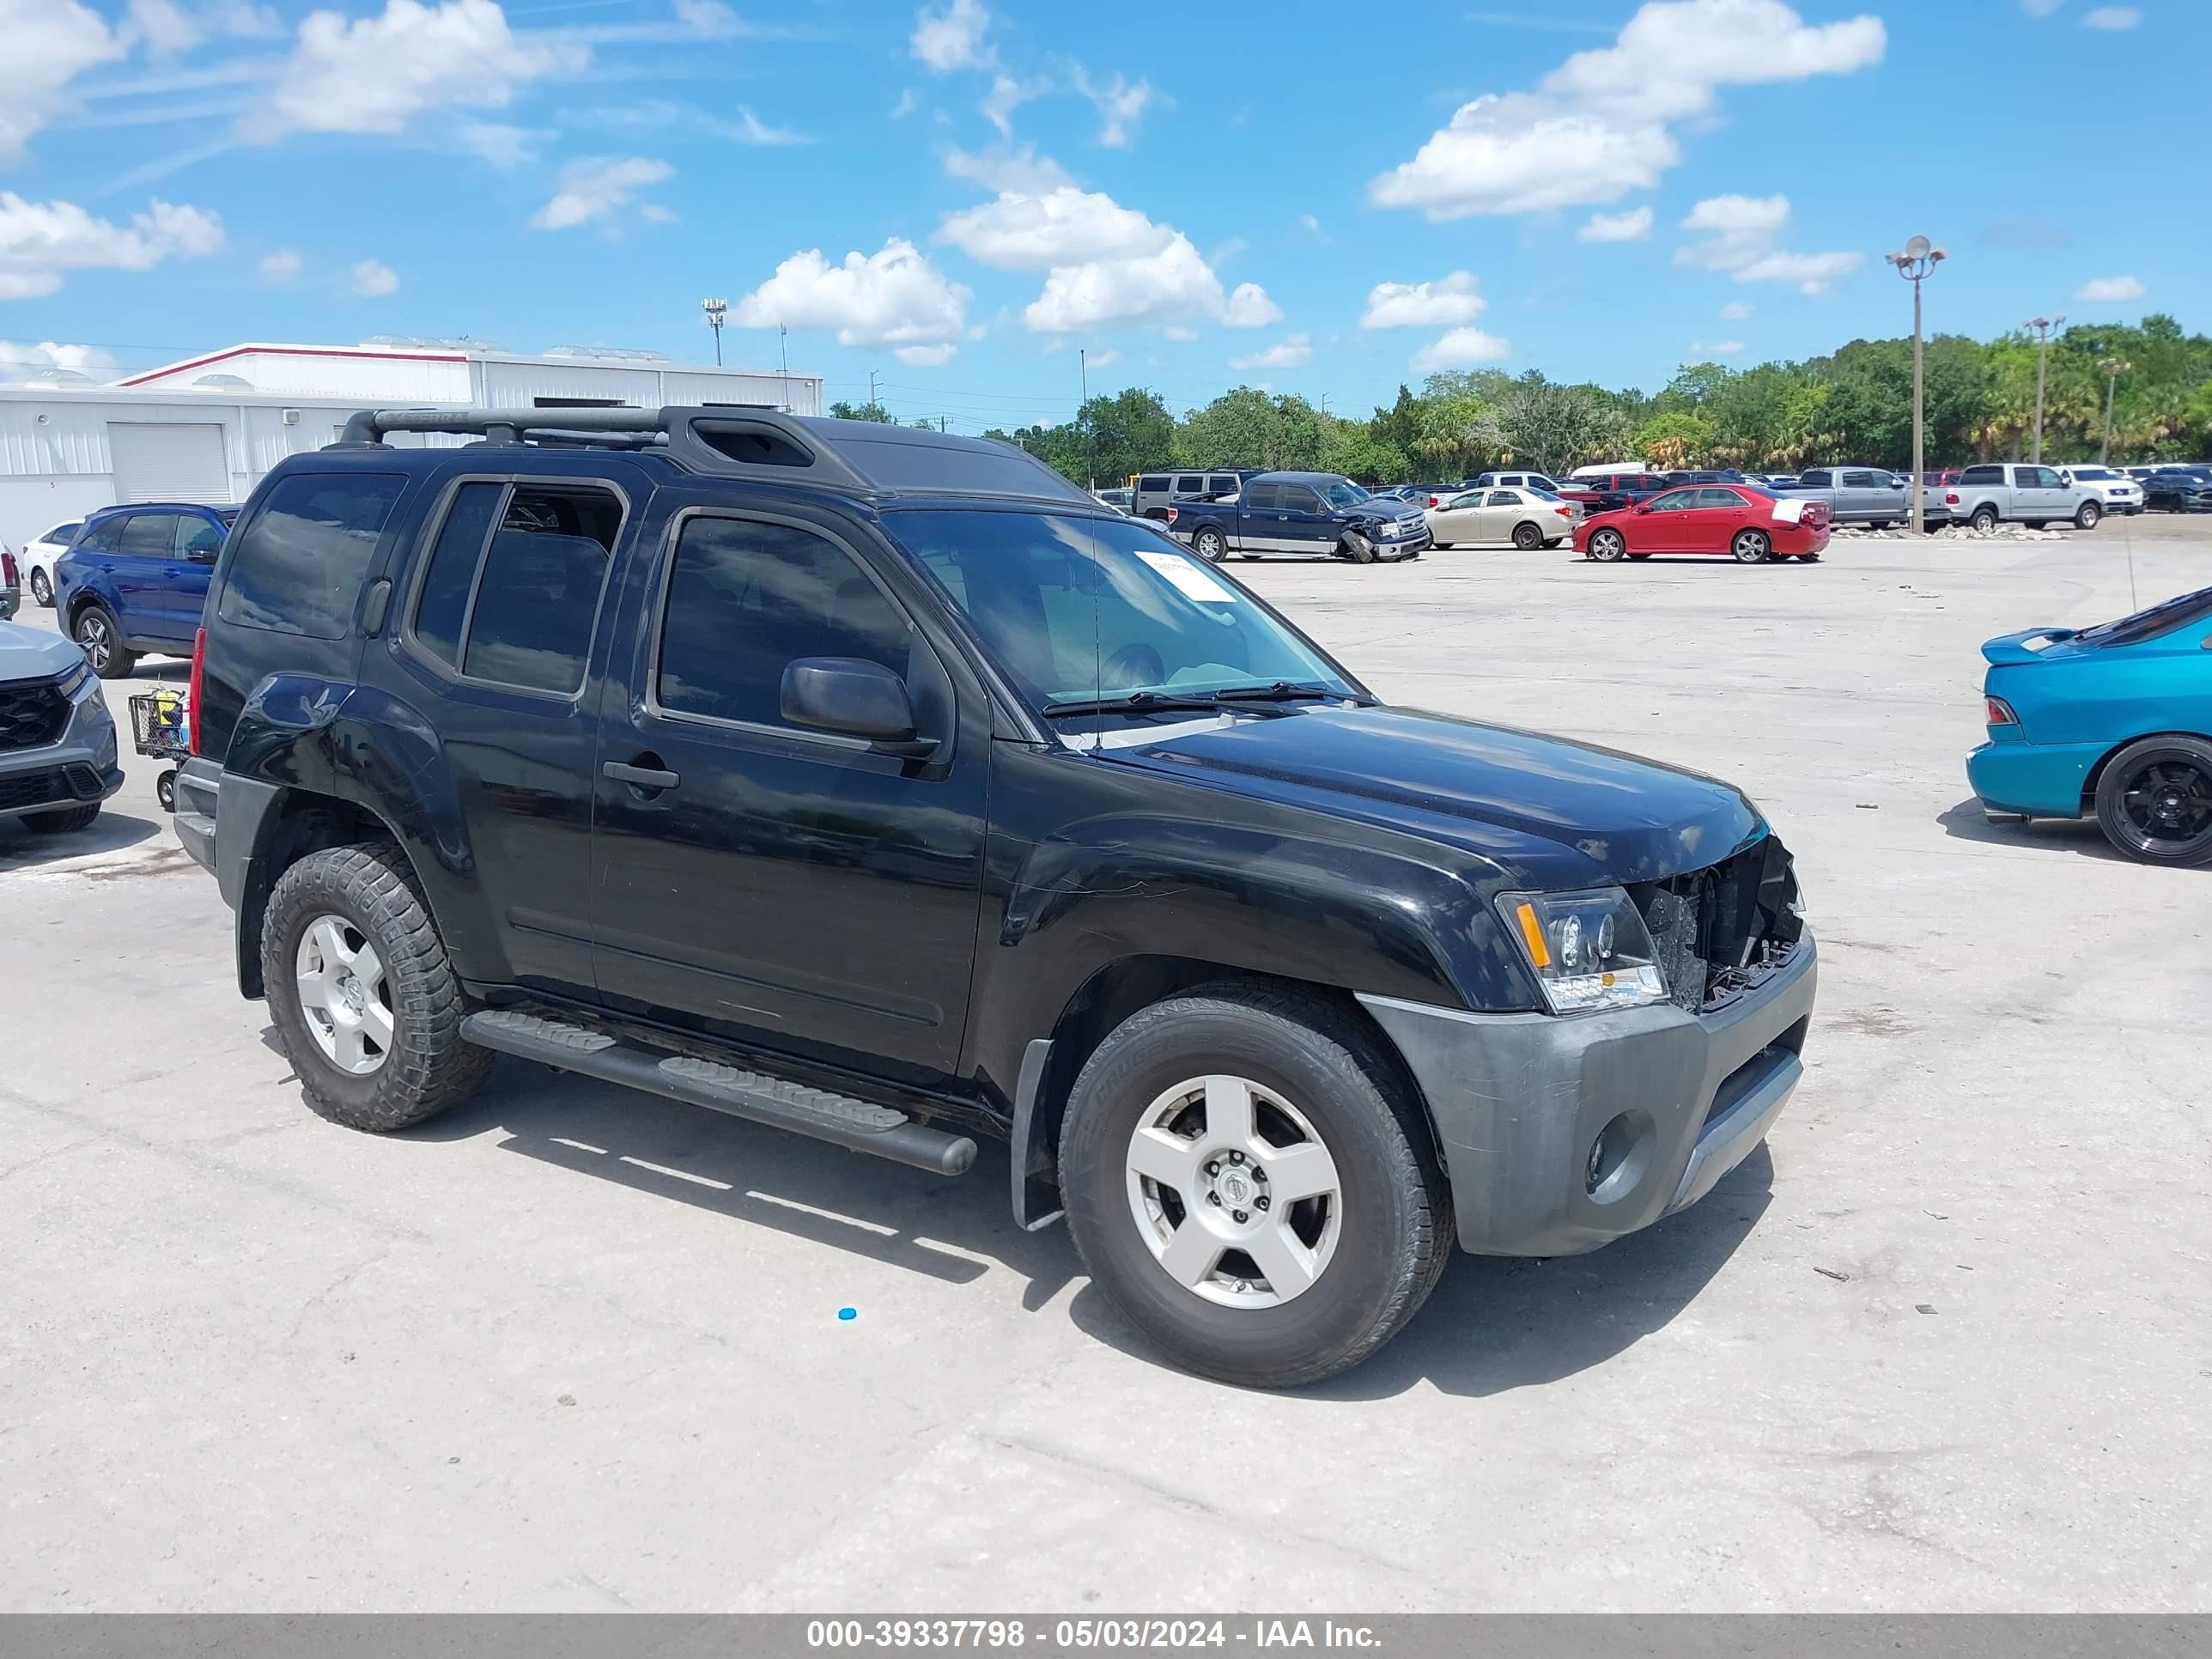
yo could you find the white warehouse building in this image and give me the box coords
[0,339,823,551]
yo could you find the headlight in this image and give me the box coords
[1498,887,1668,1014]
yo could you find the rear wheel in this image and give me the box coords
[1511,521,1541,550]
[29,568,53,606]
[262,841,493,1131]
[1731,528,1771,563]
[1971,505,1998,532]
[1587,528,1627,562]
[73,605,136,679]
[1192,526,1227,562]
[2074,501,2102,530]
[2094,737,2212,867]
[1058,985,1452,1388]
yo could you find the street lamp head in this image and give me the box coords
[702,297,728,323]
[1929,247,1947,263]
[1905,234,1931,260]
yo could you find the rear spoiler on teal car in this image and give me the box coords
[1982,629,2075,665]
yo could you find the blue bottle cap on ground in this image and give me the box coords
[837,1307,856,1321]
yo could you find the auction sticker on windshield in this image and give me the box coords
[1138,550,1241,603]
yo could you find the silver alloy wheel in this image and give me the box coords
[76,611,112,672]
[1194,527,1226,562]
[30,568,53,606]
[1732,528,1769,562]
[1589,529,1626,562]
[1123,1074,1344,1309]
[295,913,394,1076]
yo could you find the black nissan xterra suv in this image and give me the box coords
[173,405,1815,1387]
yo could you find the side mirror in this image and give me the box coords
[1634,504,1653,515]
[781,657,935,757]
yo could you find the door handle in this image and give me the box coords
[604,760,679,791]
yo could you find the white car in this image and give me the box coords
[2061,466,2144,515]
[1425,486,1582,550]
[10,520,85,608]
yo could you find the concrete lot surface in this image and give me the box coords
[3,519,2208,1611]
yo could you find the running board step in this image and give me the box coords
[460,1011,975,1176]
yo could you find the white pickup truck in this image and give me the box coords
[1945,463,2106,532]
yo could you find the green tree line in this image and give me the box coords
[876,314,2212,487]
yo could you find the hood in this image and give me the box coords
[1350,503,1423,526]
[0,620,85,682]
[1103,702,1765,891]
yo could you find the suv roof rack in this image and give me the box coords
[331,405,1093,504]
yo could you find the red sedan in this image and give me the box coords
[1573,484,1831,564]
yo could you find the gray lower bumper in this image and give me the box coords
[1359,935,1817,1256]
[0,688,125,816]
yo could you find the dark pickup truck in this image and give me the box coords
[172,405,1814,1388]
[1167,471,1430,564]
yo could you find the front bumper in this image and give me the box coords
[1360,934,1817,1256]
[0,685,124,817]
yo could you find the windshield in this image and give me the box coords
[1319,481,1370,508]
[2073,585,2212,648]
[887,509,1357,712]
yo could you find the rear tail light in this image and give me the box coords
[1164,507,1179,525]
[1,550,15,586]
[187,626,206,756]
[1985,696,2019,726]
[1554,505,1571,515]
[1946,491,1960,505]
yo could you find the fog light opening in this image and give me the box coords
[1583,1110,1653,1201]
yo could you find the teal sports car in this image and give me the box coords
[1968,585,2212,866]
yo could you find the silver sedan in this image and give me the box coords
[1424,487,1582,550]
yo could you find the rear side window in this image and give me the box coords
[1960,465,2002,485]
[220,472,404,639]
[1207,475,1238,495]
[119,514,178,556]
[45,522,82,544]
[1173,475,1204,495]
[1247,483,1282,509]
[76,518,125,554]
[406,479,623,695]
[1138,476,1169,491]
[1842,470,1882,486]
[656,517,911,732]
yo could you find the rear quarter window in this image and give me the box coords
[218,471,406,640]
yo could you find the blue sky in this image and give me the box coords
[2,0,2202,432]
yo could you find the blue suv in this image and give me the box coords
[57,502,240,678]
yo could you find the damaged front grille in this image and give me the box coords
[1633,835,1804,1012]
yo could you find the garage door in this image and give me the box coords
[107,422,231,505]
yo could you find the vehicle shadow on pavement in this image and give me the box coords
[0,807,162,872]
[1069,1145,1774,1400]
[404,1056,1083,1305]
[1936,797,2197,866]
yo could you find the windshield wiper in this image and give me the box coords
[1209,681,1349,704]
[1041,684,1353,720]
[1042,692,1246,720]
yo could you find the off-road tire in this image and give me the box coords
[262,840,492,1131]
[1058,981,1452,1389]
[21,803,100,833]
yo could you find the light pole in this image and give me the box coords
[2024,314,2063,464]
[1884,235,1946,534]
[702,297,726,367]
[1079,347,1093,491]
[2098,356,2130,464]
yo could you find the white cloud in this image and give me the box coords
[0,192,222,299]
[2081,6,2141,26]
[3,0,125,163]
[910,0,993,71]
[459,121,551,169]
[264,0,587,138]
[1070,64,1152,148]
[979,72,1046,139]
[1578,206,1654,242]
[1229,334,1312,371]
[1719,300,1753,319]
[1360,272,1486,329]
[890,88,917,118]
[125,0,204,53]
[1163,325,1197,343]
[1085,348,1120,368]
[1686,339,1746,356]
[730,108,808,145]
[350,258,398,296]
[1370,0,1883,218]
[937,155,1279,333]
[672,0,738,36]
[896,343,958,367]
[0,340,120,377]
[258,247,301,280]
[1674,192,1861,294]
[733,238,971,349]
[2077,274,2145,302]
[2019,0,2062,13]
[1413,327,1511,370]
[530,155,674,229]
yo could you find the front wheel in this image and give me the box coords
[1732,528,1771,563]
[1193,526,1227,562]
[1340,533,1376,565]
[29,568,53,607]
[2075,501,2102,530]
[1058,985,1452,1388]
[262,841,493,1131]
[2094,737,2212,867]
[21,803,100,834]
[1587,528,1627,562]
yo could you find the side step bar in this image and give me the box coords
[460,1011,976,1176]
